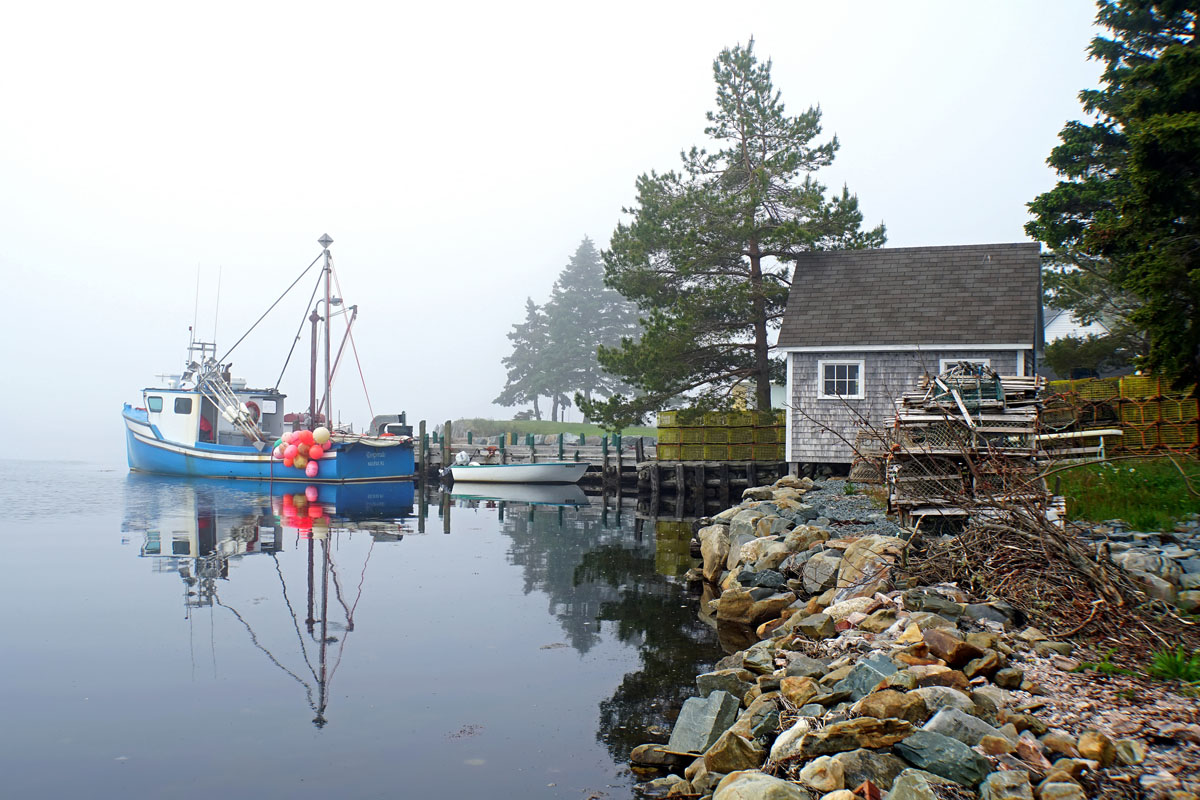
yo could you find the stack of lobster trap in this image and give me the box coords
[887,362,1047,525]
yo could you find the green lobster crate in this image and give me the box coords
[703,444,729,460]
[1120,375,1161,399]
[657,444,681,461]
[728,444,754,461]
[728,426,755,444]
[680,428,705,444]
[753,443,783,461]
[1160,422,1199,450]
[704,427,730,444]
[681,444,706,460]
[658,428,682,444]
[754,427,782,444]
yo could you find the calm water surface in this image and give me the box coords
[1,460,718,799]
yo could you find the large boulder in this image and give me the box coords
[893,730,992,786]
[667,690,741,754]
[727,532,760,571]
[838,534,906,590]
[922,707,1008,746]
[717,589,797,627]
[887,768,966,800]
[831,748,910,792]
[798,755,845,793]
[784,525,829,552]
[1114,551,1182,582]
[804,551,843,594]
[700,526,732,583]
[909,686,975,718]
[704,730,766,773]
[696,668,755,701]
[713,771,809,800]
[798,717,913,757]
[729,509,768,539]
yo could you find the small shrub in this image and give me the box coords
[1074,648,1137,676]
[843,481,857,496]
[1147,646,1200,683]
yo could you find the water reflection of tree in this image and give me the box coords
[500,505,719,764]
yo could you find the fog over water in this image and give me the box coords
[1,0,1100,460]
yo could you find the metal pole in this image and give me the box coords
[323,247,332,428]
[309,309,320,430]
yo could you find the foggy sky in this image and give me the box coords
[0,1,1101,463]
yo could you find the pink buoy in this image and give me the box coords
[273,445,285,460]
[308,445,323,461]
[282,431,294,444]
[305,461,319,478]
[284,444,299,460]
[305,485,319,502]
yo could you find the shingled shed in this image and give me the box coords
[777,243,1043,468]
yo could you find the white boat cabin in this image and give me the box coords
[141,382,287,447]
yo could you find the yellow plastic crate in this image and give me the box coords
[727,410,757,426]
[681,444,706,460]
[1121,424,1159,451]
[657,444,681,461]
[1075,378,1121,400]
[703,444,729,460]
[1161,397,1199,423]
[753,443,783,461]
[703,411,729,427]
[754,427,783,444]
[657,411,679,428]
[1120,402,1161,426]
[704,427,730,444]
[728,426,755,444]
[657,428,682,444]
[680,428,705,444]
[1120,375,1161,399]
[1160,422,1199,450]
[728,444,754,461]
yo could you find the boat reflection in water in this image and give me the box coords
[450,481,588,507]
[122,474,414,727]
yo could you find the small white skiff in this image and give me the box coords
[447,461,590,484]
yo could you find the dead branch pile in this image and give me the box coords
[900,501,1200,657]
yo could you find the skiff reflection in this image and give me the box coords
[122,475,414,727]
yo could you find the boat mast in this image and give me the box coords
[319,233,333,430]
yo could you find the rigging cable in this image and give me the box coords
[273,269,326,391]
[329,260,376,421]
[218,252,324,365]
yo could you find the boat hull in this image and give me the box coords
[124,407,414,482]
[447,461,589,484]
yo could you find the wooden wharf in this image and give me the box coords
[411,420,787,513]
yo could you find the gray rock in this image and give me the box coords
[784,653,830,679]
[861,654,899,676]
[964,602,1017,627]
[894,730,992,786]
[909,686,975,718]
[885,768,963,800]
[793,612,837,639]
[980,770,1034,800]
[726,532,759,571]
[1115,551,1182,582]
[743,641,777,674]
[803,551,843,594]
[922,707,1007,746]
[739,569,788,590]
[743,486,775,502]
[729,509,767,539]
[1130,570,1178,603]
[834,662,890,702]
[831,748,910,791]
[696,669,754,700]
[798,703,826,716]
[667,690,741,754]
[712,771,810,800]
[902,589,964,617]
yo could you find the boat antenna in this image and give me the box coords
[319,233,333,429]
[192,262,201,344]
[213,265,223,351]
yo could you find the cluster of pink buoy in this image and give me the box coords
[273,486,331,536]
[272,426,332,478]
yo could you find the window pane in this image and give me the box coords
[174,397,193,414]
[261,399,277,415]
[147,396,163,412]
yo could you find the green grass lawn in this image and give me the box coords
[450,418,657,439]
[1055,456,1200,530]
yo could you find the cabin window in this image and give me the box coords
[147,396,163,413]
[817,360,865,400]
[260,399,277,415]
[174,397,193,414]
[938,358,991,374]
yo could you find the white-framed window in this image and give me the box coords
[938,358,991,374]
[817,359,865,400]
[260,399,278,415]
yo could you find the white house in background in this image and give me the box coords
[776,243,1043,469]
[1044,306,1109,343]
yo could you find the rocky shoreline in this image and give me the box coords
[630,477,1200,800]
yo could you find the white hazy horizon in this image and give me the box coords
[1,0,1101,464]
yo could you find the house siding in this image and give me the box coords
[788,349,1021,464]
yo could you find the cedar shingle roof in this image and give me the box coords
[776,243,1042,349]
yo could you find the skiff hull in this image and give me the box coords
[447,461,589,484]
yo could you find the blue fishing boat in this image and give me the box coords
[123,234,415,482]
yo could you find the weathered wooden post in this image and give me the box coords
[530,436,537,464]
[467,431,473,445]
[649,462,661,515]
[442,488,451,534]
[418,419,427,477]
[499,433,507,464]
[692,465,705,517]
[674,462,685,520]
[444,420,452,466]
[601,434,610,487]
[557,432,564,460]
[719,462,730,508]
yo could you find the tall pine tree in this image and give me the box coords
[580,40,885,430]
[494,298,550,420]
